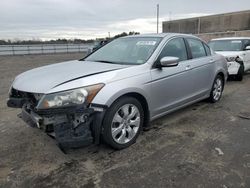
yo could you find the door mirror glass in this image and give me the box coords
[160,56,179,67]
[244,45,250,51]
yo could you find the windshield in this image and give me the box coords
[208,40,243,51]
[85,37,162,65]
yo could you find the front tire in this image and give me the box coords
[102,97,144,150]
[235,63,244,81]
[209,75,224,103]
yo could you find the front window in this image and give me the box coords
[85,37,162,65]
[208,40,243,51]
[158,38,188,62]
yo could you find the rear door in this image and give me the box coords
[185,38,215,97]
[150,37,195,118]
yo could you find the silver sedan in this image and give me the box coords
[7,33,228,149]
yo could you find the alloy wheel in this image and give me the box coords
[213,78,223,101]
[111,104,141,144]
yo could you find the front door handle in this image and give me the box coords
[209,59,215,63]
[185,65,191,70]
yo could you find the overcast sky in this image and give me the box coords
[0,0,250,40]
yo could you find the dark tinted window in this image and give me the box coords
[204,43,211,56]
[243,39,250,49]
[187,38,206,58]
[158,38,188,61]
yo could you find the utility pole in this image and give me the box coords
[108,32,110,38]
[157,4,159,33]
[168,11,172,32]
[197,18,200,34]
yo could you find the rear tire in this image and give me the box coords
[209,75,224,103]
[102,97,144,150]
[235,63,244,81]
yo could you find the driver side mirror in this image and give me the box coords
[159,56,179,67]
[244,45,250,51]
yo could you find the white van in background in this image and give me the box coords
[208,37,250,81]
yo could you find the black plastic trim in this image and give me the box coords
[7,98,27,108]
[183,38,193,59]
[90,103,108,109]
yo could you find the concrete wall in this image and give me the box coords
[162,10,250,41]
[163,18,199,34]
[197,30,250,42]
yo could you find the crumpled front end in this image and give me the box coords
[227,61,241,75]
[7,88,106,149]
[223,55,244,76]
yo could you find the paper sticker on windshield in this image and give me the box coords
[231,41,241,43]
[136,41,156,46]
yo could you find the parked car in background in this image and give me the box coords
[7,33,227,149]
[91,40,109,52]
[208,37,250,81]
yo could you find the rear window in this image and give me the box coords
[187,38,206,59]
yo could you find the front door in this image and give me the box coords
[150,37,195,118]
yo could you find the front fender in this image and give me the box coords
[92,73,151,108]
[214,55,228,81]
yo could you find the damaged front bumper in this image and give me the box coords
[227,61,241,75]
[7,97,106,149]
[227,57,244,76]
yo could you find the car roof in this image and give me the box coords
[123,33,200,39]
[211,37,250,41]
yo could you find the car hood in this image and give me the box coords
[215,51,244,58]
[12,60,129,93]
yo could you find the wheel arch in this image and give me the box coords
[106,91,150,127]
[215,70,226,89]
[217,72,225,83]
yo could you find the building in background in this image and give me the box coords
[162,10,250,41]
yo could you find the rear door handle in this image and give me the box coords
[185,65,191,70]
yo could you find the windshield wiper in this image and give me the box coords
[92,60,117,64]
[84,59,138,65]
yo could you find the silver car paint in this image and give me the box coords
[12,33,228,121]
[12,60,129,93]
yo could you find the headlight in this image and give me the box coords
[37,83,104,109]
[226,56,243,62]
[226,57,236,62]
[235,56,243,62]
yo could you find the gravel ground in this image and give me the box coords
[0,53,250,188]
